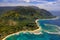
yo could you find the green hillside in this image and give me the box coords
[0,6,54,40]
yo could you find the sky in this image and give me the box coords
[0,0,60,11]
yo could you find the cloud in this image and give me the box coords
[23,0,30,2]
[0,0,60,11]
[36,0,60,11]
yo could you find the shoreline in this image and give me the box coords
[40,16,59,20]
[2,19,42,40]
[2,16,59,40]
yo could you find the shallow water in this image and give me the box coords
[5,17,60,40]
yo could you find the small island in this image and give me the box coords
[0,6,54,40]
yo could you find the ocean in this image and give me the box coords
[5,17,60,40]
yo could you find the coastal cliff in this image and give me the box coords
[0,6,54,40]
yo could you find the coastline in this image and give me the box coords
[2,16,59,40]
[2,19,42,40]
[40,16,59,20]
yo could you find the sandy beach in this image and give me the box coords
[2,19,42,40]
[2,16,59,40]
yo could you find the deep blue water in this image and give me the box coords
[5,17,60,40]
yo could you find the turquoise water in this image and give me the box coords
[5,17,60,40]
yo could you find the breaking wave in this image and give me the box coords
[43,24,60,34]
